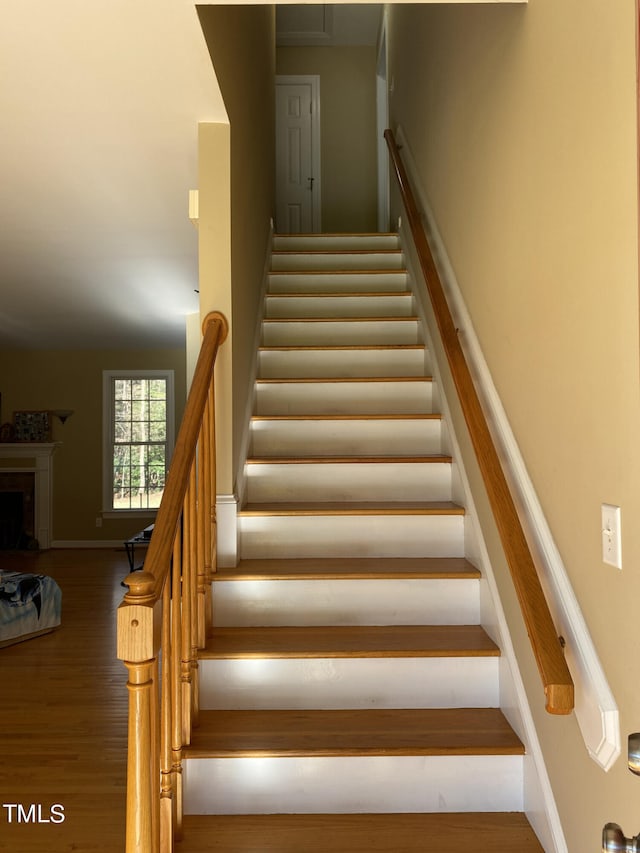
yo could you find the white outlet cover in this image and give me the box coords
[602,503,622,569]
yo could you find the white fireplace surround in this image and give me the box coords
[0,443,59,549]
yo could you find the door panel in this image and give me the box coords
[276,77,320,233]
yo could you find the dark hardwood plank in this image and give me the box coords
[238,501,465,516]
[213,556,480,581]
[180,813,544,852]
[246,455,452,464]
[186,708,524,758]
[203,625,499,659]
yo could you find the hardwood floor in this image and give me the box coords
[0,548,129,852]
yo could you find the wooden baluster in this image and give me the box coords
[189,454,200,724]
[181,467,196,743]
[196,427,207,650]
[117,571,161,853]
[201,394,213,634]
[151,654,160,851]
[160,572,173,852]
[209,378,217,583]
[171,527,184,841]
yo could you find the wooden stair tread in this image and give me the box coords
[251,413,442,421]
[213,556,479,580]
[272,249,403,256]
[262,316,419,323]
[275,231,399,237]
[202,625,499,659]
[259,344,424,351]
[180,813,543,852]
[185,708,524,758]
[265,291,412,298]
[239,501,464,517]
[269,268,408,275]
[246,454,451,464]
[256,376,431,384]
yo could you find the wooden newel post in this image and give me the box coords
[117,571,162,853]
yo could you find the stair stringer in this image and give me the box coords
[398,228,567,853]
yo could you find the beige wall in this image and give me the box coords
[198,121,234,493]
[198,6,276,491]
[0,348,186,543]
[388,1,639,847]
[276,46,378,233]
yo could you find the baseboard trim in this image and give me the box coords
[216,494,238,568]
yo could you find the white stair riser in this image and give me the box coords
[199,657,499,710]
[271,252,404,271]
[245,461,452,503]
[212,577,476,626]
[269,271,408,293]
[273,235,400,251]
[238,514,464,560]
[255,381,434,416]
[258,348,428,378]
[250,418,443,456]
[262,319,421,347]
[264,294,414,319]
[183,755,523,815]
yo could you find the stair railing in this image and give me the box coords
[117,311,229,853]
[385,128,574,716]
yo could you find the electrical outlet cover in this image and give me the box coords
[602,504,622,569]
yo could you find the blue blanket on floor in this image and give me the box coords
[0,571,61,645]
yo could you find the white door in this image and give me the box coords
[275,75,321,234]
[376,23,390,232]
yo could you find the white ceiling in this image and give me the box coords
[0,2,383,351]
[0,1,225,350]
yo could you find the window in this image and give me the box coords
[103,370,175,514]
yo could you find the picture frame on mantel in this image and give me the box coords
[13,411,51,443]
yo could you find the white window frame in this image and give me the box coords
[102,369,175,518]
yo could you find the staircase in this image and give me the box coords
[180,234,545,851]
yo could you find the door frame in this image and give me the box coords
[275,74,322,232]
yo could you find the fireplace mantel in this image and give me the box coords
[0,443,60,549]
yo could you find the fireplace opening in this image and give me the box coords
[0,473,36,550]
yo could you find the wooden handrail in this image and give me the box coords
[127,311,228,603]
[385,129,573,715]
[117,310,229,852]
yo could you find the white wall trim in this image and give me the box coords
[394,124,620,772]
[216,494,238,568]
[0,442,59,550]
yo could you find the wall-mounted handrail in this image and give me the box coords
[117,310,229,852]
[385,128,573,716]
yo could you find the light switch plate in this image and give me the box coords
[602,504,622,569]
